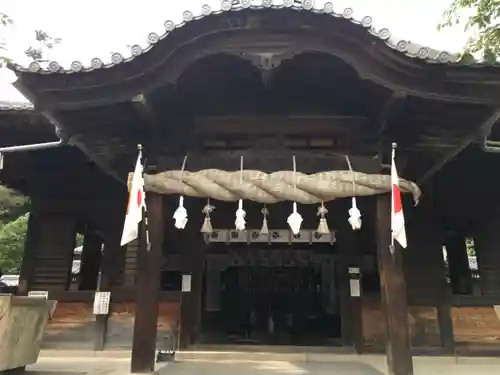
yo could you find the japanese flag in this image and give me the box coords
[391,146,407,249]
[120,152,145,246]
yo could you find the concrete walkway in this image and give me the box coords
[32,350,500,375]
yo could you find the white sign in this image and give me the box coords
[28,291,49,299]
[349,279,361,297]
[182,274,192,292]
[93,291,111,315]
[348,267,360,275]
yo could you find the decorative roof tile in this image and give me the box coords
[0,101,34,111]
[9,0,464,75]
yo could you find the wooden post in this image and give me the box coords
[79,229,103,291]
[131,193,163,373]
[376,194,414,375]
[94,231,120,350]
[337,217,363,352]
[17,211,40,295]
[179,226,205,348]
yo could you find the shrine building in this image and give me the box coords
[2,1,500,374]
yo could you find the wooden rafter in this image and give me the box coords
[418,106,500,184]
[188,115,370,136]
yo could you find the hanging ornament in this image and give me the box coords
[288,202,303,235]
[172,156,188,230]
[317,202,330,234]
[260,206,269,235]
[201,200,215,234]
[348,197,362,230]
[173,196,188,230]
[235,156,246,231]
[287,156,303,235]
[235,199,246,231]
[346,155,362,231]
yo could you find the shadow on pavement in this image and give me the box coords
[162,360,385,375]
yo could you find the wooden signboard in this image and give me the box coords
[93,291,111,315]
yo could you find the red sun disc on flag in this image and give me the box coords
[137,190,142,207]
[393,184,402,213]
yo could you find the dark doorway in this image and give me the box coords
[200,244,341,346]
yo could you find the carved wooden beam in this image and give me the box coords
[69,134,124,183]
[189,115,370,136]
[376,91,407,136]
[152,150,383,174]
[131,94,157,133]
[418,106,500,184]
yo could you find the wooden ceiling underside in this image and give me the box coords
[39,52,492,183]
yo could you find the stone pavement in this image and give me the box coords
[30,351,500,375]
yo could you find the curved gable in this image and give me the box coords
[11,1,457,75]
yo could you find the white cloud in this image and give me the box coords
[0,0,468,102]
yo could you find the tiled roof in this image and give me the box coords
[0,101,34,111]
[9,0,462,75]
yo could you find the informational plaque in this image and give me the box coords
[348,267,360,275]
[182,274,192,292]
[28,291,49,299]
[349,279,361,297]
[93,291,111,315]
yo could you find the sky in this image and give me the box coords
[0,0,469,103]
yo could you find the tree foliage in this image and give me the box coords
[0,185,29,224]
[0,186,29,272]
[0,213,28,272]
[0,12,12,66]
[439,0,500,61]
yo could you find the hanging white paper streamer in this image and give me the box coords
[235,199,246,231]
[235,156,247,231]
[173,156,188,230]
[346,155,362,231]
[288,202,303,235]
[173,196,188,229]
[287,156,303,235]
[348,197,362,230]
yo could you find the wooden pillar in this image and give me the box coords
[337,216,363,352]
[179,220,205,348]
[406,200,454,354]
[93,230,121,350]
[376,194,413,375]
[131,193,164,374]
[17,210,41,295]
[122,239,139,287]
[79,228,103,290]
[21,211,77,292]
[475,219,500,297]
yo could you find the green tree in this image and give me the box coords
[0,213,28,272]
[0,12,12,66]
[0,185,29,224]
[439,0,500,61]
[0,186,29,272]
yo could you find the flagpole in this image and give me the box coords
[137,144,152,252]
[390,143,397,253]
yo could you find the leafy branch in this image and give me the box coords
[439,0,500,62]
[0,12,12,67]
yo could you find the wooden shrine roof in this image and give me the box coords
[9,1,464,76]
[3,0,500,201]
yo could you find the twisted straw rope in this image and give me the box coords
[139,169,421,204]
